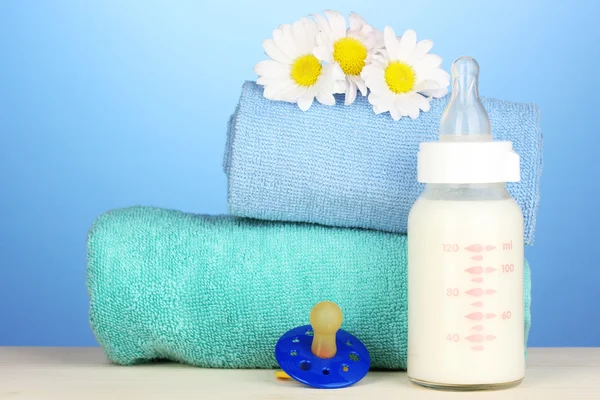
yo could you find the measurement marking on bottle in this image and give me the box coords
[466,288,484,296]
[465,244,483,253]
[502,264,515,272]
[466,334,484,342]
[442,244,459,252]
[448,241,514,356]
[466,288,497,296]
[446,334,459,342]
[465,312,484,320]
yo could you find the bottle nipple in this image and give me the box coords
[439,56,491,142]
[309,301,343,359]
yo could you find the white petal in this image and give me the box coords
[344,79,358,105]
[257,77,286,87]
[349,12,366,31]
[318,63,344,94]
[429,68,450,84]
[369,94,386,113]
[414,54,442,70]
[320,64,344,93]
[302,17,318,43]
[262,39,292,64]
[280,85,307,102]
[408,92,431,112]
[350,75,368,96]
[415,68,450,87]
[397,94,420,119]
[281,24,299,56]
[329,63,346,81]
[409,39,433,64]
[421,87,448,98]
[256,76,272,86]
[263,80,295,100]
[298,89,315,111]
[315,32,325,46]
[373,104,390,114]
[413,80,445,92]
[390,107,402,121]
[370,50,389,65]
[312,13,332,36]
[273,27,296,60]
[369,95,390,114]
[292,19,309,54]
[365,76,390,95]
[360,64,377,79]
[316,92,336,106]
[383,26,401,60]
[368,64,385,78]
[313,44,334,63]
[262,81,288,100]
[371,90,396,114]
[361,64,384,81]
[370,90,394,107]
[359,32,375,49]
[368,93,379,106]
[373,104,385,114]
[397,29,417,61]
[346,30,361,41]
[254,60,289,78]
[395,94,419,115]
[324,10,347,40]
[369,29,385,50]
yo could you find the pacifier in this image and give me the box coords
[274,301,371,389]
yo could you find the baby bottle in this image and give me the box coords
[407,56,524,390]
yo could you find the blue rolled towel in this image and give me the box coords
[224,81,543,245]
[87,206,532,369]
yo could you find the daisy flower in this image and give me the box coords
[254,17,345,111]
[361,26,450,120]
[313,10,384,105]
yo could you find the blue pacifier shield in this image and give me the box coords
[275,325,371,389]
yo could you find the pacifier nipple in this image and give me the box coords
[439,56,491,141]
[310,301,343,359]
[274,300,371,388]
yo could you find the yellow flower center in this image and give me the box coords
[333,37,367,76]
[385,61,416,94]
[291,54,322,87]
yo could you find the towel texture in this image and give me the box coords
[224,81,543,245]
[87,206,532,369]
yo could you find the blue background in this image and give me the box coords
[1,0,599,347]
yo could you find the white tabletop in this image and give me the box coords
[0,347,598,399]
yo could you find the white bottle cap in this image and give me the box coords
[417,56,520,184]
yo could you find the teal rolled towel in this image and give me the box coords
[86,206,532,369]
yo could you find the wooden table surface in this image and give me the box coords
[0,347,598,399]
